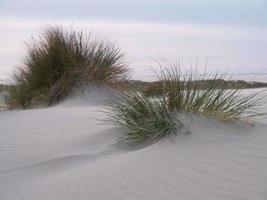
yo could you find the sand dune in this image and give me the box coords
[0,89,267,200]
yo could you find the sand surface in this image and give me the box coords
[0,89,267,200]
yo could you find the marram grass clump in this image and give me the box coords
[105,62,265,143]
[7,25,127,109]
[157,63,265,121]
[105,92,184,142]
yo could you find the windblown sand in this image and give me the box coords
[0,89,267,200]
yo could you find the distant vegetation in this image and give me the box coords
[7,25,128,109]
[121,79,267,97]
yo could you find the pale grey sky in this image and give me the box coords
[0,0,266,81]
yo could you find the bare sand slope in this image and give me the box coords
[0,89,267,200]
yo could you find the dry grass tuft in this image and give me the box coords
[7,25,128,108]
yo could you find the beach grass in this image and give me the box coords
[105,62,265,142]
[105,91,184,142]
[157,63,265,120]
[7,25,127,108]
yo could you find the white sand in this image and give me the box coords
[0,89,267,200]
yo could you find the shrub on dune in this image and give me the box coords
[7,25,127,108]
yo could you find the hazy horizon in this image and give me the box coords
[0,0,267,81]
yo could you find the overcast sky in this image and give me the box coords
[0,0,267,81]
